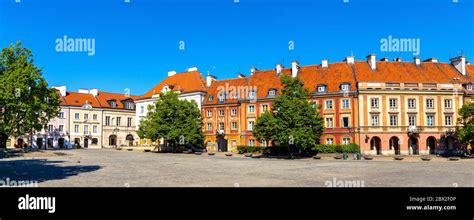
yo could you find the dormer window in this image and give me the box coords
[109,100,117,108]
[466,84,473,90]
[340,83,350,91]
[162,85,170,93]
[218,92,226,103]
[248,90,257,99]
[317,85,327,93]
[124,101,133,110]
[267,89,277,97]
[208,95,214,102]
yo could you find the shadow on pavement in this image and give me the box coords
[0,158,101,184]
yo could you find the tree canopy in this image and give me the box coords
[457,99,474,151]
[253,75,325,157]
[0,42,61,148]
[137,91,203,148]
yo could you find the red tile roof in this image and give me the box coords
[203,77,248,105]
[139,71,207,100]
[60,91,139,109]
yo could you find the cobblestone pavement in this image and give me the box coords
[1,149,473,187]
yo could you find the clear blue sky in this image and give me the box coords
[1,0,473,95]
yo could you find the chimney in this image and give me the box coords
[237,73,246,78]
[321,59,328,68]
[187,67,198,72]
[394,57,402,62]
[89,88,98,96]
[414,57,421,66]
[291,60,299,78]
[380,57,389,62]
[423,58,438,63]
[53,86,66,97]
[367,54,376,70]
[168,70,177,77]
[250,67,258,76]
[206,72,216,87]
[275,64,284,75]
[345,56,355,65]
[450,56,466,75]
[78,88,89,94]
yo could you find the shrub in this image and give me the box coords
[313,144,359,154]
[237,145,266,154]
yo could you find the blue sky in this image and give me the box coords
[1,0,473,95]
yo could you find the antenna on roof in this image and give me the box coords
[350,51,354,56]
[457,50,464,56]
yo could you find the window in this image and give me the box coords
[48,125,54,132]
[317,85,326,93]
[127,117,132,127]
[75,113,80,120]
[91,138,98,145]
[207,123,212,131]
[84,125,89,134]
[84,113,89,120]
[218,93,226,103]
[426,99,434,109]
[444,99,452,109]
[109,101,117,108]
[208,95,214,102]
[231,108,237,116]
[408,115,416,126]
[116,117,121,126]
[342,137,350,145]
[341,100,350,109]
[268,89,276,96]
[93,125,98,133]
[74,125,79,133]
[427,115,434,126]
[231,122,237,130]
[342,117,349,128]
[371,98,379,109]
[207,110,212,117]
[58,112,64,118]
[248,121,255,130]
[140,106,145,114]
[389,99,397,109]
[219,109,225,116]
[325,100,333,110]
[371,115,379,126]
[341,84,350,91]
[93,114,98,120]
[219,122,224,131]
[325,117,334,128]
[445,115,453,126]
[262,104,269,112]
[326,138,334,145]
[248,90,256,99]
[467,84,473,90]
[408,99,416,109]
[390,115,398,126]
[248,105,255,113]
[105,116,110,126]
[59,125,64,132]
[248,139,255,146]
[125,101,133,109]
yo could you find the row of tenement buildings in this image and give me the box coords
[7,55,474,155]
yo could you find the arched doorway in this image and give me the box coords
[126,134,134,146]
[409,137,419,155]
[427,137,437,154]
[109,135,117,147]
[389,136,400,155]
[217,137,228,152]
[370,136,382,155]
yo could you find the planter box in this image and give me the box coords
[394,156,404,161]
[363,155,374,160]
[208,152,215,156]
[334,155,343,160]
[244,153,253,157]
[449,157,460,161]
[194,152,202,155]
[313,155,322,160]
[225,153,233,157]
[421,156,431,161]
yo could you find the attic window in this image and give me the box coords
[218,93,226,103]
[162,85,170,93]
[267,89,277,97]
[109,100,117,108]
[340,84,350,92]
[467,84,473,90]
[124,101,133,110]
[317,85,327,93]
[248,90,257,99]
[208,95,214,102]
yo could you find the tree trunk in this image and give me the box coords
[0,133,8,149]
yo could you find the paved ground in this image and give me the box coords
[1,149,473,187]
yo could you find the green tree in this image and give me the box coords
[253,75,324,158]
[457,99,474,153]
[0,42,61,148]
[137,91,203,150]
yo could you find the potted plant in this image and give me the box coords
[225,152,233,157]
[208,152,215,156]
[194,152,202,155]
[334,154,343,160]
[244,153,253,157]
[421,155,431,161]
[449,157,460,161]
[363,155,374,160]
[313,155,322,160]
